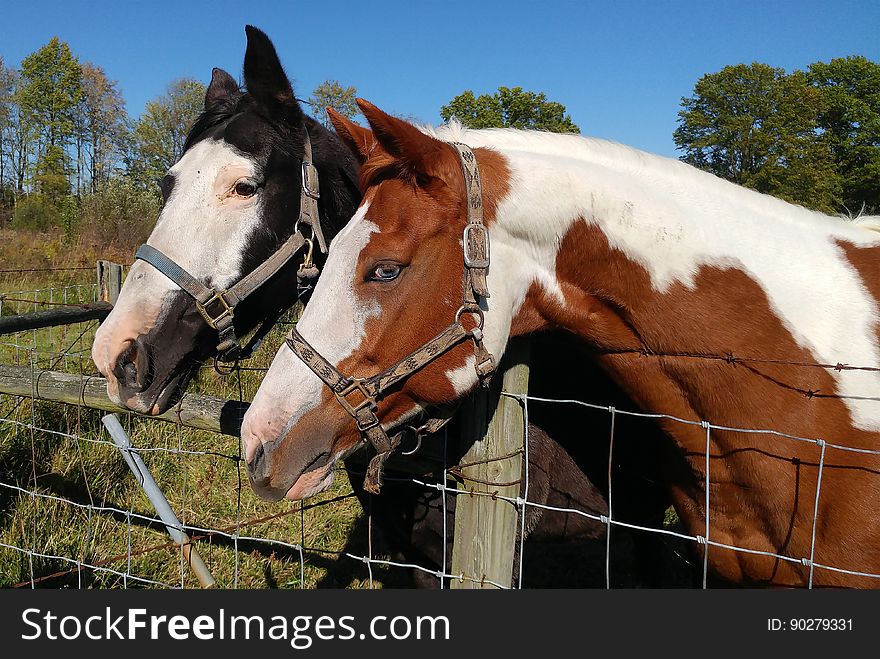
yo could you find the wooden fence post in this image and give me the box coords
[97,260,123,305]
[450,337,530,588]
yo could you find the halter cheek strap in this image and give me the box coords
[285,142,496,493]
[134,130,326,363]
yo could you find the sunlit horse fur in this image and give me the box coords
[244,99,880,587]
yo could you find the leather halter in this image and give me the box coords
[285,142,496,494]
[134,130,327,363]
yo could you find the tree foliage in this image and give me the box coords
[78,63,128,192]
[0,37,210,236]
[132,78,206,187]
[674,60,880,214]
[0,56,16,195]
[309,79,358,128]
[440,86,580,133]
[808,56,880,214]
[18,37,82,149]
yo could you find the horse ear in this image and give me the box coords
[328,109,374,163]
[356,98,450,178]
[205,68,239,111]
[243,25,303,119]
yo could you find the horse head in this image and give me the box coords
[92,26,359,414]
[241,100,516,500]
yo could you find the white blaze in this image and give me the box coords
[92,139,263,384]
[242,201,380,458]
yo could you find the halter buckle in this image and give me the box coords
[302,162,320,199]
[335,378,377,417]
[196,290,234,330]
[463,223,490,268]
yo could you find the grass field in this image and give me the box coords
[0,228,381,589]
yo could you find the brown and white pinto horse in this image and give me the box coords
[242,99,880,587]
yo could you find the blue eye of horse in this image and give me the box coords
[371,264,401,282]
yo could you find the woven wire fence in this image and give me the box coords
[2,272,879,589]
[0,317,657,589]
[0,278,101,371]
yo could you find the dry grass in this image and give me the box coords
[0,230,383,589]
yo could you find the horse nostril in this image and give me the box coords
[114,338,152,392]
[123,362,138,386]
[246,441,272,486]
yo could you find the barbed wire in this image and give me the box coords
[0,296,109,310]
[595,345,880,375]
[0,267,95,274]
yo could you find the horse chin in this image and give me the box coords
[284,464,335,500]
[121,369,194,416]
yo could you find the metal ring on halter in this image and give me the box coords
[398,425,423,456]
[455,304,485,330]
[294,218,314,241]
[213,354,239,376]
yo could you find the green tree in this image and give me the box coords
[132,78,206,187]
[440,86,580,133]
[18,37,83,149]
[808,56,880,214]
[3,71,36,195]
[34,144,69,202]
[308,79,358,128]
[674,63,839,212]
[77,62,129,193]
[0,58,16,222]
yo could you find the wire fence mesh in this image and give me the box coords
[2,271,879,589]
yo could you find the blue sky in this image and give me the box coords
[2,0,878,157]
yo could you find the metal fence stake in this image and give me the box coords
[102,413,216,588]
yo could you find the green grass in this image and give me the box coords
[0,264,383,589]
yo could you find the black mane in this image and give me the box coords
[183,89,248,152]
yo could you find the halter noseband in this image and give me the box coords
[285,142,496,494]
[134,129,328,364]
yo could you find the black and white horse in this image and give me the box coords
[92,26,359,413]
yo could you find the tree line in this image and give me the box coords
[442,58,879,217]
[674,57,879,215]
[0,37,210,239]
[1,35,876,244]
[0,37,361,244]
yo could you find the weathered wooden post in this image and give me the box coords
[97,260,123,305]
[450,338,530,588]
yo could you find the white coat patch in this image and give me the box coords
[242,201,380,456]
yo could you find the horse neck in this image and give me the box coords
[489,137,880,438]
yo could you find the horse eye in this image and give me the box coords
[371,263,401,282]
[234,180,257,197]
